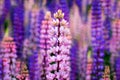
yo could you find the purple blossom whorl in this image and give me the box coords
[115,57,120,80]
[70,39,80,80]
[23,6,44,58]
[12,2,24,58]
[91,0,105,79]
[103,17,111,51]
[103,0,112,51]
[28,6,44,52]
[28,52,40,80]
[40,12,52,80]
[46,10,71,80]
[26,6,44,80]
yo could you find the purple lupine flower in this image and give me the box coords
[111,0,120,19]
[70,39,80,80]
[103,0,112,52]
[91,0,105,79]
[40,12,52,80]
[28,5,44,52]
[46,10,72,80]
[23,7,44,57]
[12,1,24,58]
[115,57,120,80]
[0,36,17,80]
[28,52,40,80]
[23,5,44,80]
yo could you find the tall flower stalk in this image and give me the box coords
[28,5,44,53]
[23,5,44,58]
[110,19,120,80]
[103,0,112,51]
[12,1,24,58]
[115,57,120,80]
[91,0,105,79]
[70,39,80,80]
[0,35,17,80]
[40,12,52,80]
[46,10,71,80]
[110,20,120,61]
[28,51,40,80]
[23,5,44,80]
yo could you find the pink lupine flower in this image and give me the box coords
[46,10,72,80]
[0,36,17,80]
[40,11,52,80]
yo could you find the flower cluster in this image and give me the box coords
[28,5,44,52]
[12,1,24,58]
[46,10,71,80]
[91,0,105,79]
[28,52,40,80]
[23,5,44,58]
[40,11,52,80]
[17,62,29,80]
[23,5,44,80]
[110,20,120,53]
[15,59,21,78]
[70,39,80,80]
[0,37,17,80]
[103,0,112,51]
[115,57,120,80]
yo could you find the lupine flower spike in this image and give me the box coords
[46,9,72,80]
[91,0,105,79]
[40,11,52,80]
[0,36,17,80]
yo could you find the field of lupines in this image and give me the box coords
[0,0,120,80]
